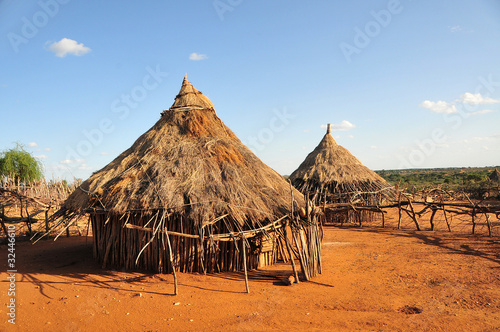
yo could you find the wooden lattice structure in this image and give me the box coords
[0,179,75,237]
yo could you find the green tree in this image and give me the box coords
[466,173,485,183]
[0,144,43,182]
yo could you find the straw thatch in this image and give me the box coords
[65,75,302,224]
[489,169,500,182]
[289,124,394,223]
[59,75,309,275]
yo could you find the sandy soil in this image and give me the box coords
[1,210,500,331]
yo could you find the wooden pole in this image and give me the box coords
[284,224,300,283]
[484,212,492,237]
[429,206,437,231]
[442,206,451,232]
[291,226,309,281]
[397,193,402,229]
[0,204,7,235]
[241,234,250,293]
[465,195,476,235]
[45,206,50,233]
[381,208,386,227]
[407,198,421,231]
[287,180,300,284]
[162,212,178,295]
[471,207,476,235]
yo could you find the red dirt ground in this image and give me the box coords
[1,210,500,331]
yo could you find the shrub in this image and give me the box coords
[0,144,43,182]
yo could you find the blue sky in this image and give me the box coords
[1,0,500,181]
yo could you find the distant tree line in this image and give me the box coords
[376,167,500,199]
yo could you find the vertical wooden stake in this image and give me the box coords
[397,193,402,229]
[429,207,437,231]
[407,199,421,231]
[287,181,300,284]
[242,235,250,293]
[1,204,7,235]
[442,206,451,232]
[471,207,476,235]
[45,208,50,233]
[484,212,492,237]
[162,212,178,295]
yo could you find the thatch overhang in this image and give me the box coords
[63,75,304,228]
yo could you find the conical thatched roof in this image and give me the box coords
[170,75,215,110]
[63,76,303,227]
[289,124,391,195]
[489,168,500,182]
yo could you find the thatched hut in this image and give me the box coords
[489,169,500,182]
[289,124,394,224]
[58,76,313,276]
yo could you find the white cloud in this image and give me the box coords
[302,129,311,133]
[60,159,85,165]
[189,52,208,61]
[78,163,92,170]
[421,92,500,115]
[461,134,500,146]
[100,152,110,156]
[28,142,38,147]
[448,25,474,33]
[333,120,356,131]
[470,109,495,116]
[459,92,500,105]
[44,147,52,151]
[321,121,356,132]
[35,154,48,159]
[470,137,489,143]
[420,100,457,114]
[47,38,91,58]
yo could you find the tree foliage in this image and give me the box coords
[377,167,500,199]
[0,144,44,182]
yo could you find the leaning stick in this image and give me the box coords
[241,234,250,293]
[161,211,178,295]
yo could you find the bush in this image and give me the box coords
[0,144,43,182]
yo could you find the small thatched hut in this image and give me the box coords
[58,76,312,275]
[489,169,500,182]
[289,124,394,223]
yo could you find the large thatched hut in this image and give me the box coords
[58,76,312,275]
[289,124,394,223]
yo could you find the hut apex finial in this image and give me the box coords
[184,73,188,80]
[327,123,331,134]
